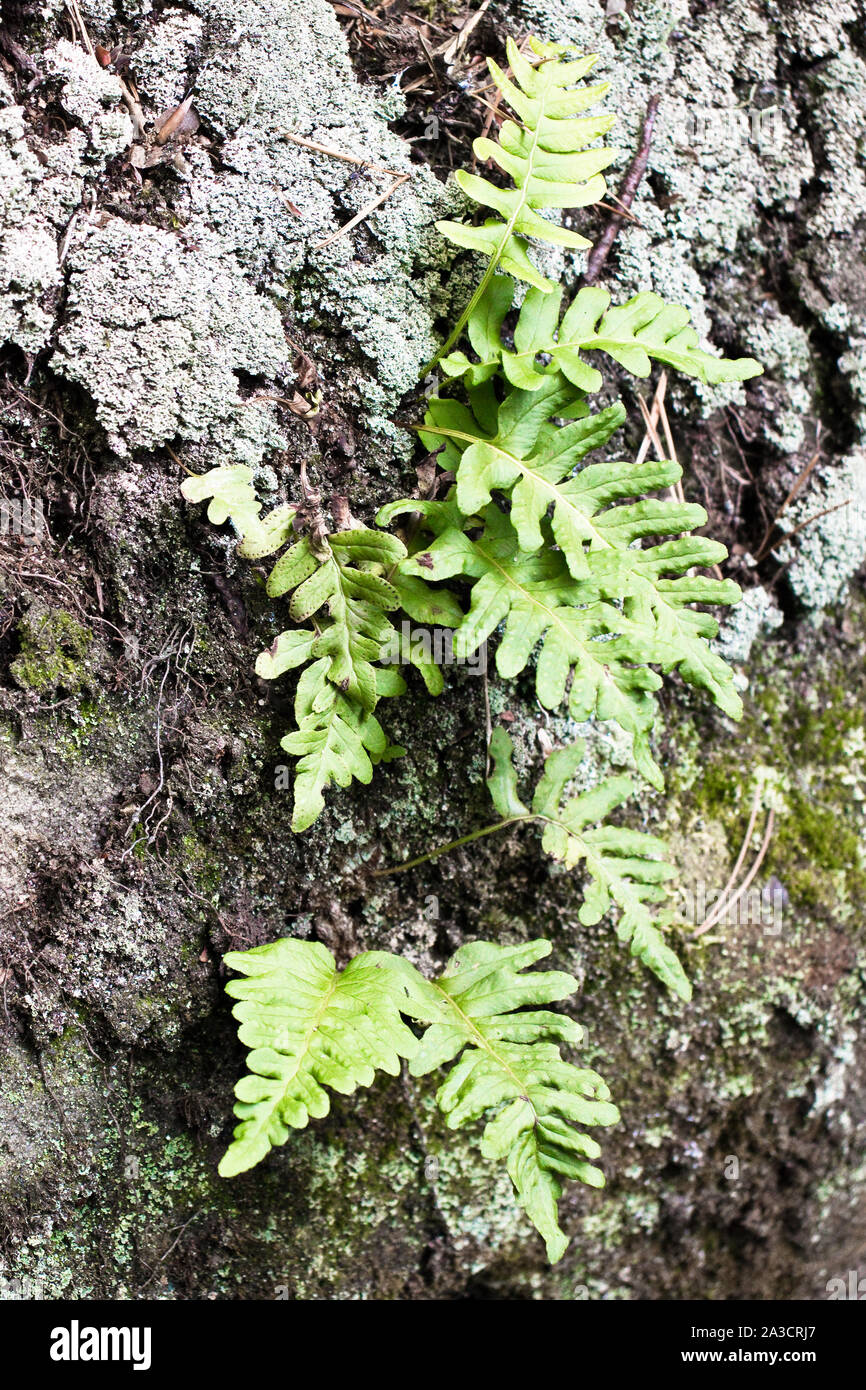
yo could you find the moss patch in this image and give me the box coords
[11,605,94,696]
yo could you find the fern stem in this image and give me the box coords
[420,255,506,379]
[372,816,528,875]
[373,806,669,890]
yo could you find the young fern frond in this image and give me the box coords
[440,276,763,392]
[181,465,448,830]
[401,939,620,1263]
[266,528,406,713]
[430,36,618,368]
[218,938,420,1177]
[220,935,619,1263]
[279,658,401,833]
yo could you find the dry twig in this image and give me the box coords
[753,434,824,563]
[314,173,409,250]
[583,93,661,286]
[692,781,776,937]
[279,132,411,249]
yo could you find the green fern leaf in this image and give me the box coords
[438,37,617,295]
[416,385,743,724]
[396,501,665,780]
[180,464,296,558]
[254,629,317,681]
[401,938,620,1262]
[558,287,763,389]
[389,571,464,629]
[218,938,420,1176]
[489,729,690,1000]
[280,658,401,832]
[440,277,763,391]
[267,529,406,713]
[183,468,432,827]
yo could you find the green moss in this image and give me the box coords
[11,607,93,695]
[677,600,866,924]
[770,789,865,912]
[179,832,223,899]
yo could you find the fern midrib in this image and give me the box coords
[319,552,392,696]
[423,74,557,375]
[568,828,655,924]
[247,970,341,1137]
[470,536,600,648]
[376,808,639,886]
[298,700,350,777]
[421,425,618,556]
[429,977,537,1117]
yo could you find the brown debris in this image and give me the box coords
[582,93,661,287]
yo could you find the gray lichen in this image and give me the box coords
[55,217,289,455]
[130,8,204,112]
[2,0,866,1304]
[46,39,133,159]
[28,0,460,475]
[778,451,866,611]
[714,583,784,665]
[0,97,78,352]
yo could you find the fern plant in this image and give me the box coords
[180,33,767,1263]
[182,36,759,838]
[181,465,452,830]
[429,35,618,367]
[220,934,619,1262]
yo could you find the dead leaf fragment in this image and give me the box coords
[155,93,200,145]
[287,391,314,416]
[293,349,318,391]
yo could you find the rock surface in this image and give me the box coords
[0,0,865,1299]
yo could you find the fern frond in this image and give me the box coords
[429,36,617,369]
[221,934,616,1264]
[413,384,743,727]
[180,464,296,558]
[183,466,454,829]
[401,938,620,1262]
[280,659,403,832]
[266,528,406,713]
[438,36,617,280]
[441,277,763,391]
[392,500,660,782]
[218,938,420,1176]
[395,499,739,787]
[488,730,689,1000]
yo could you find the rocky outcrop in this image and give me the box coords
[0,0,864,1299]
